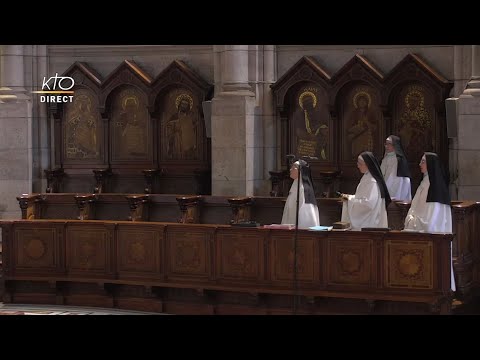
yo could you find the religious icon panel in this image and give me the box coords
[292,85,331,161]
[64,88,102,161]
[161,87,203,161]
[341,85,382,161]
[110,86,150,162]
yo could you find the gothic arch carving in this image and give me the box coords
[99,60,152,112]
[330,54,385,105]
[385,53,453,192]
[50,59,213,194]
[271,56,333,172]
[52,62,105,169]
[331,55,385,192]
[150,60,212,169]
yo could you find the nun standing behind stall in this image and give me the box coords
[339,151,391,230]
[404,152,455,291]
[281,160,320,229]
[380,135,412,201]
[404,153,451,232]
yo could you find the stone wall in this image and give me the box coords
[0,45,34,219]
[47,45,214,84]
[457,45,480,200]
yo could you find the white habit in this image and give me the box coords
[341,172,388,231]
[381,152,412,201]
[281,178,320,229]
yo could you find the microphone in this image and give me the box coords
[301,156,318,161]
[286,154,296,166]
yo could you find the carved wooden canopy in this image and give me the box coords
[271,54,453,194]
[51,60,213,175]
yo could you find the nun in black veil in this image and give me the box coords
[340,151,391,230]
[281,160,320,229]
[404,152,455,291]
[380,135,412,201]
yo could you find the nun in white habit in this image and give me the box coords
[281,160,320,229]
[340,151,391,230]
[404,152,455,291]
[380,135,412,201]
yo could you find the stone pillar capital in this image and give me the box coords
[463,45,480,96]
[0,45,29,102]
[222,45,254,94]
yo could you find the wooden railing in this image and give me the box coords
[11,194,480,302]
[0,219,454,315]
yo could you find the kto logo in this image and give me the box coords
[32,73,75,103]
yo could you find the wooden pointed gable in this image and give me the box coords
[271,56,331,110]
[149,59,212,109]
[50,62,102,119]
[330,54,384,103]
[100,60,152,111]
[384,53,453,105]
[63,61,102,89]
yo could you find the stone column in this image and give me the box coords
[31,45,50,194]
[0,45,28,101]
[457,45,480,200]
[211,45,257,196]
[222,45,253,93]
[463,45,480,96]
[0,45,32,219]
[262,46,277,195]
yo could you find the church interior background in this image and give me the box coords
[0,45,479,315]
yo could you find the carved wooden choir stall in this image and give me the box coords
[0,219,454,315]
[2,54,475,315]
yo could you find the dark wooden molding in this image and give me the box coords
[176,195,203,224]
[74,194,97,220]
[44,168,65,193]
[126,195,149,222]
[16,194,43,219]
[93,168,112,194]
[227,197,254,224]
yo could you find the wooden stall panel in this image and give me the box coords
[327,238,374,287]
[117,224,163,280]
[385,240,433,289]
[166,226,211,281]
[216,229,265,282]
[270,232,319,285]
[66,224,113,277]
[15,227,58,271]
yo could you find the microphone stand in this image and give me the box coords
[288,155,317,315]
[293,160,301,315]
